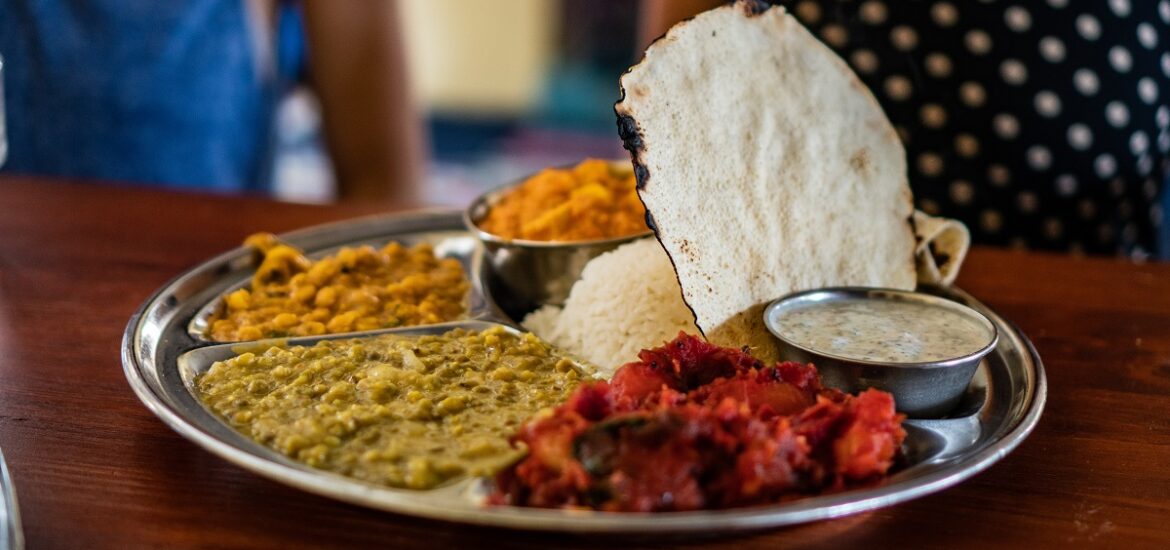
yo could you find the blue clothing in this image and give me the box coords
[0,1,299,192]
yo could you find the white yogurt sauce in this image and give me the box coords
[774,297,993,363]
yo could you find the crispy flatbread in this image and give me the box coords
[615,0,916,360]
[913,211,971,287]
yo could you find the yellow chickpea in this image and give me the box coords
[315,286,337,308]
[272,312,298,329]
[291,284,316,303]
[226,289,251,310]
[305,259,339,287]
[327,311,358,333]
[236,326,263,341]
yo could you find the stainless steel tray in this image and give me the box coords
[122,209,1047,533]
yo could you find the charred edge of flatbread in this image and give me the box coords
[615,109,703,338]
[615,116,703,338]
[615,114,650,190]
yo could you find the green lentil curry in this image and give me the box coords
[195,327,590,489]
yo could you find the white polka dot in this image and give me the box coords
[1109,46,1133,73]
[1079,200,1097,219]
[1137,154,1154,175]
[1044,219,1064,241]
[920,104,947,128]
[1018,191,1039,212]
[966,30,993,55]
[1095,154,1118,178]
[1067,123,1093,150]
[891,26,918,51]
[988,164,1011,187]
[851,49,879,74]
[1076,14,1101,41]
[932,2,959,27]
[884,75,913,101]
[1157,106,1169,128]
[1004,6,1031,32]
[1039,37,1065,63]
[955,134,980,158]
[994,113,1020,139]
[1159,131,1170,152]
[1047,0,1068,7]
[1138,78,1159,105]
[960,82,986,107]
[861,1,888,25]
[1161,1,1170,24]
[1152,204,1165,226]
[1000,59,1027,85]
[795,1,822,24]
[918,152,945,176]
[1034,90,1062,117]
[1109,0,1131,17]
[1073,69,1099,95]
[1131,131,1149,154]
[1027,145,1052,171]
[980,210,1003,233]
[950,180,974,205]
[925,53,952,78]
[1106,101,1130,127]
[1137,23,1158,49]
[920,199,941,215]
[822,24,848,47]
[1161,52,1170,78]
[1056,174,1078,196]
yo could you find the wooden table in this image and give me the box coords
[1,175,1168,548]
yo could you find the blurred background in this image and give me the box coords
[274,0,641,205]
[0,0,1166,258]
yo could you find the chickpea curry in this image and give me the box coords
[206,233,469,342]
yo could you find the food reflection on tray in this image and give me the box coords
[183,0,1003,515]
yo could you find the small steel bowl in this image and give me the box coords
[763,287,998,418]
[463,161,653,312]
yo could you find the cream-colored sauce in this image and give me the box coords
[774,298,992,363]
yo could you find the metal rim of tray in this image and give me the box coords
[121,209,1047,533]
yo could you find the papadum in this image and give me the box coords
[615,0,916,360]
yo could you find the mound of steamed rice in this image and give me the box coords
[522,238,700,377]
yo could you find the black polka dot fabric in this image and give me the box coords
[775,0,1169,259]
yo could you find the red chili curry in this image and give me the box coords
[493,333,906,511]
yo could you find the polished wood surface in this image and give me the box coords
[1,175,1168,548]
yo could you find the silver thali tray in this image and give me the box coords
[122,209,1047,533]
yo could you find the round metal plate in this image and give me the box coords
[122,209,1046,533]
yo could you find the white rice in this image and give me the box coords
[522,238,700,377]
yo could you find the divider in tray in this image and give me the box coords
[178,319,522,391]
